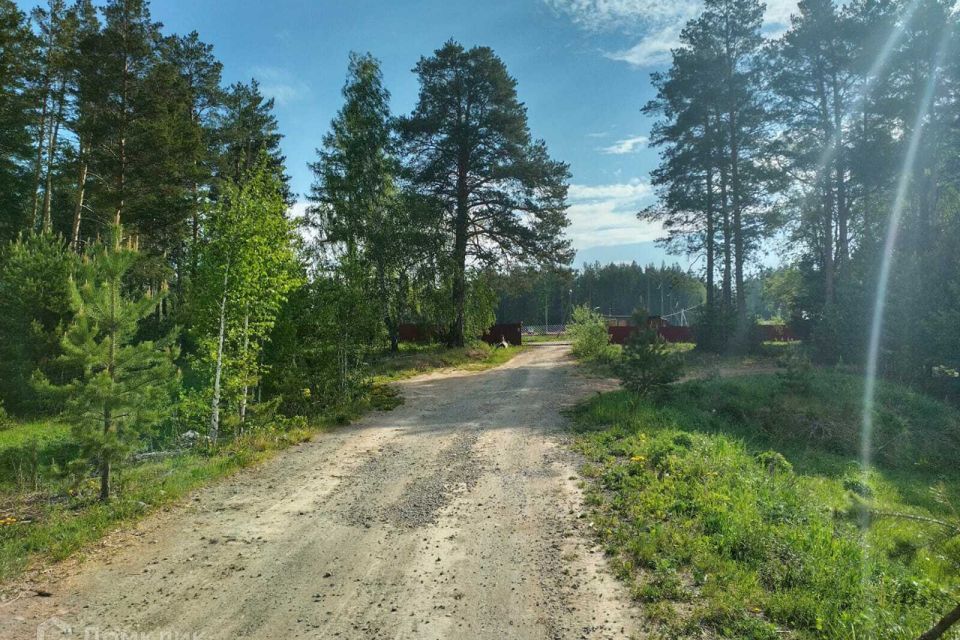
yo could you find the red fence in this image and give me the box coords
[659,325,695,343]
[398,324,434,343]
[758,324,798,342]
[608,323,795,345]
[608,325,694,345]
[482,323,523,346]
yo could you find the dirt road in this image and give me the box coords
[1,345,641,639]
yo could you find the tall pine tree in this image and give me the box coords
[398,41,571,346]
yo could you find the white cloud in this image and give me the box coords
[569,181,651,200]
[546,0,799,69]
[605,25,681,67]
[764,0,799,25]
[600,134,649,154]
[287,201,310,221]
[566,179,660,247]
[544,0,698,31]
[251,65,309,106]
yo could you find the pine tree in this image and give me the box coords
[398,40,571,346]
[643,0,776,348]
[0,0,36,240]
[642,17,729,348]
[91,0,159,229]
[29,0,82,234]
[159,31,223,275]
[309,53,396,259]
[308,53,437,350]
[67,0,101,250]
[37,226,179,501]
[216,80,291,203]
[617,309,682,397]
[769,0,855,310]
[125,59,204,258]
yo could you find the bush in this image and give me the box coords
[777,345,814,393]
[617,309,682,396]
[568,305,616,362]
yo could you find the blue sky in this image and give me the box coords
[24,0,798,268]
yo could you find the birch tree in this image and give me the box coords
[193,156,299,441]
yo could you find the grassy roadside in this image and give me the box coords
[571,370,960,639]
[0,341,522,585]
[0,423,316,582]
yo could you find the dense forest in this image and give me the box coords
[493,263,706,326]
[642,0,960,399]
[0,0,570,497]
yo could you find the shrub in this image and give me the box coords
[777,346,814,393]
[617,309,682,396]
[568,305,615,362]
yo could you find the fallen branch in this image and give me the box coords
[870,510,960,536]
[918,602,960,640]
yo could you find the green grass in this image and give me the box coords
[523,333,569,343]
[571,370,960,639]
[0,419,75,490]
[370,341,523,382]
[673,341,790,373]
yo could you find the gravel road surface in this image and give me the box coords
[1,345,642,639]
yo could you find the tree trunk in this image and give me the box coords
[115,131,126,226]
[705,138,715,311]
[191,182,200,277]
[42,79,67,234]
[831,71,849,269]
[99,411,111,502]
[209,263,230,442]
[722,27,744,321]
[101,271,120,503]
[451,155,469,348]
[720,160,732,310]
[115,55,130,227]
[918,602,960,640]
[71,144,89,251]
[817,69,835,308]
[729,110,746,321]
[394,270,408,352]
[99,454,111,501]
[822,190,835,307]
[239,308,249,425]
[31,81,50,231]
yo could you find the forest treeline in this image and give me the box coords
[493,263,706,326]
[0,0,570,498]
[642,0,960,398]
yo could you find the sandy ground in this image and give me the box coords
[0,344,643,640]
